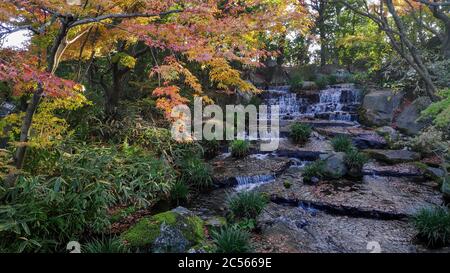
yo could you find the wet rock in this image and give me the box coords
[442,179,450,201]
[395,97,432,135]
[362,162,425,177]
[321,152,347,179]
[316,127,387,149]
[255,203,424,253]
[120,207,205,253]
[365,149,420,164]
[210,156,291,187]
[376,126,400,143]
[361,89,403,126]
[258,171,442,218]
[425,167,445,182]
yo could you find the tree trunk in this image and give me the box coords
[318,1,328,67]
[14,21,69,169]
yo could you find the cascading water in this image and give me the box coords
[235,174,276,191]
[264,83,362,122]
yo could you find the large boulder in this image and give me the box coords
[395,97,432,135]
[365,149,420,164]
[120,207,205,253]
[320,152,347,178]
[361,90,403,126]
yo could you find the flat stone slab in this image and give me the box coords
[315,127,387,149]
[254,203,436,253]
[257,169,442,218]
[365,149,420,164]
[362,161,425,177]
[210,156,291,187]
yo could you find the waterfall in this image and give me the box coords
[235,174,276,191]
[264,83,362,122]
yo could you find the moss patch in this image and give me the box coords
[120,210,205,250]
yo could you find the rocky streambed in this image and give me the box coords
[186,84,448,253]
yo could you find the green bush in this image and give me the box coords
[303,160,326,182]
[230,140,250,158]
[344,149,368,175]
[227,191,268,219]
[212,225,251,253]
[170,181,190,205]
[420,88,450,130]
[315,75,329,89]
[327,74,338,85]
[412,206,450,247]
[289,72,304,90]
[177,154,213,189]
[201,138,221,159]
[331,135,354,153]
[83,237,129,253]
[290,123,312,145]
[0,144,176,252]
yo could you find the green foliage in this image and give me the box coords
[289,123,312,145]
[170,181,190,205]
[110,206,138,223]
[230,140,250,158]
[331,135,354,153]
[412,206,450,247]
[303,160,326,182]
[344,149,368,171]
[420,89,450,130]
[314,75,329,89]
[283,181,292,189]
[212,225,251,253]
[289,72,304,89]
[83,236,130,253]
[177,154,213,190]
[236,218,257,231]
[227,191,268,220]
[0,144,175,252]
[201,138,221,159]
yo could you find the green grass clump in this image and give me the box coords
[177,154,213,190]
[290,123,312,145]
[331,135,354,153]
[212,225,251,253]
[202,138,221,159]
[315,75,329,89]
[303,160,326,182]
[227,191,268,220]
[170,181,190,205]
[83,237,129,253]
[412,206,450,248]
[344,149,368,172]
[230,140,250,158]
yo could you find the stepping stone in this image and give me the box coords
[258,171,442,218]
[210,156,291,187]
[365,149,420,164]
[362,162,425,177]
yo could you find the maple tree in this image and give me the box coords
[0,0,309,169]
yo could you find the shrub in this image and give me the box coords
[283,181,292,189]
[177,154,213,189]
[202,138,221,159]
[227,191,268,219]
[315,75,329,89]
[345,149,368,176]
[230,140,250,158]
[420,88,450,130]
[412,206,450,247]
[289,72,304,90]
[83,237,129,253]
[0,144,176,252]
[303,160,326,182]
[331,135,354,153]
[327,74,338,85]
[212,225,251,253]
[290,123,312,145]
[170,181,190,205]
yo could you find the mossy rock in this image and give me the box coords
[120,207,205,252]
